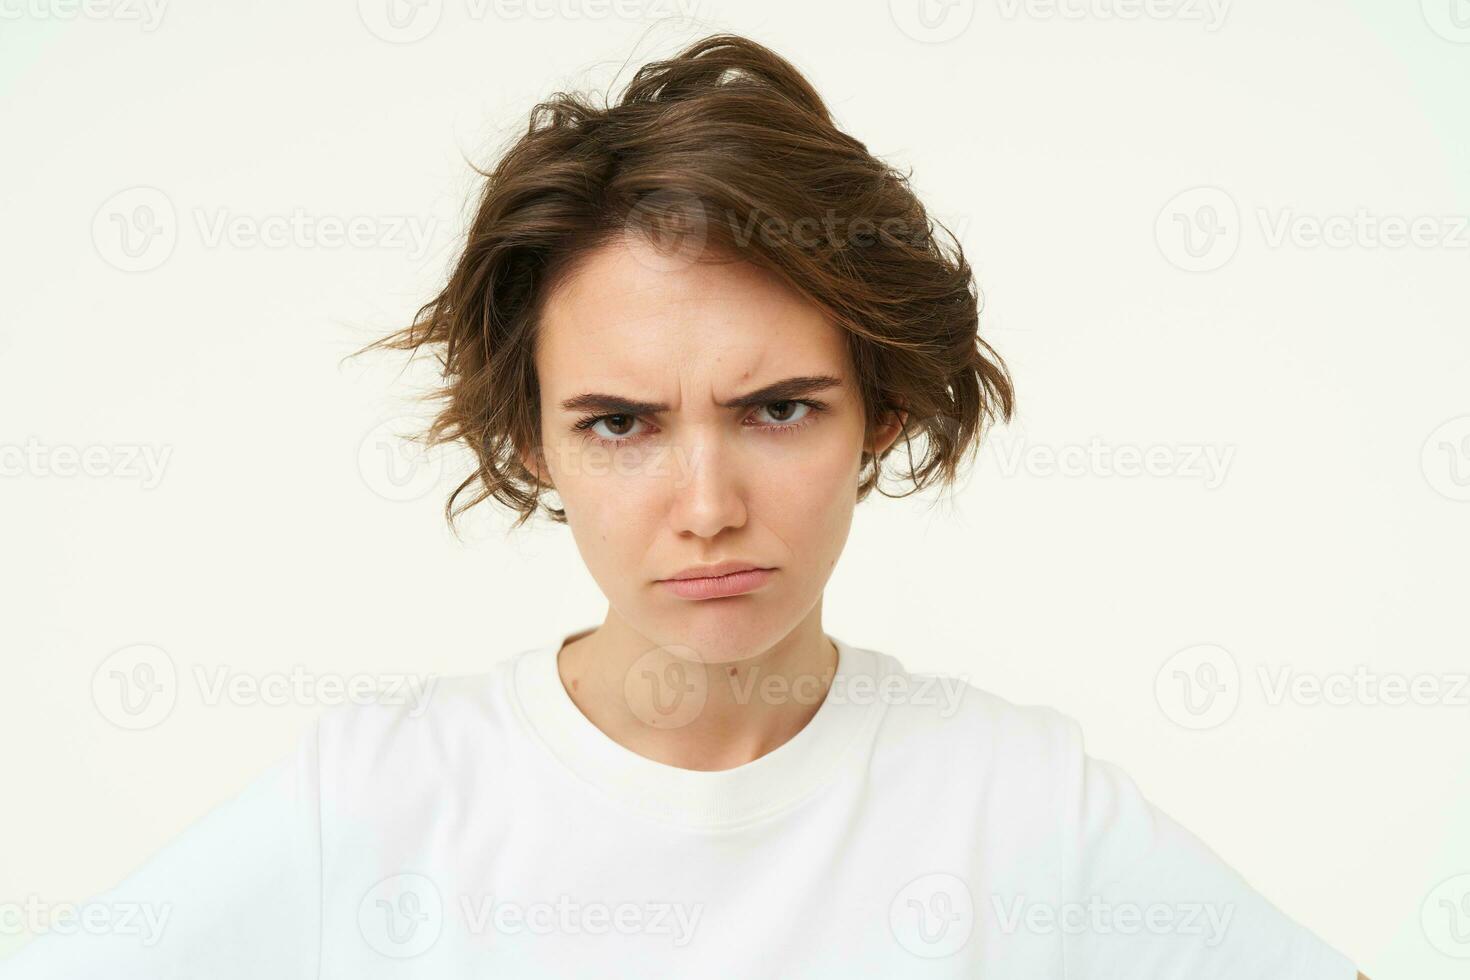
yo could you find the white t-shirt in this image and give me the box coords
[2,631,1359,978]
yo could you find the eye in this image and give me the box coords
[751,400,815,426]
[577,413,645,442]
[572,398,827,446]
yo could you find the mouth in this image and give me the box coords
[657,565,776,600]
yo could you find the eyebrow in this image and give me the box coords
[558,374,843,415]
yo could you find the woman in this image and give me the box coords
[3,33,1366,979]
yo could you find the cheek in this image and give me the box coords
[556,462,659,580]
[751,432,861,550]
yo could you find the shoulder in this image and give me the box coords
[861,645,1085,774]
[306,655,528,789]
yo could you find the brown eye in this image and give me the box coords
[580,412,646,442]
[754,400,817,427]
[766,401,797,422]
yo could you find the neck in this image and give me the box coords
[555,606,837,771]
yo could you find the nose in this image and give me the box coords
[666,426,747,539]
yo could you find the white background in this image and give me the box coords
[2,1,1468,976]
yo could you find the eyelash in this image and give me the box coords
[572,399,828,446]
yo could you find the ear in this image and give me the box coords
[867,404,908,458]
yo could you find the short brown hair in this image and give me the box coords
[352,32,1014,532]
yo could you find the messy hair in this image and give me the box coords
[352,32,1014,532]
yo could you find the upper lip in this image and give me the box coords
[661,560,772,581]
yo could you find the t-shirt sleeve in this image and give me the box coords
[0,721,322,979]
[1054,714,1358,980]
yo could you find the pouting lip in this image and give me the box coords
[659,561,774,582]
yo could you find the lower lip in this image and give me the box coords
[658,568,775,599]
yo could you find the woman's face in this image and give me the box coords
[530,234,901,662]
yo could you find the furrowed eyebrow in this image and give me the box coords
[558,374,843,415]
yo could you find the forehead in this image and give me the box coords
[535,237,848,395]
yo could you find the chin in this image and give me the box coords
[654,608,801,666]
